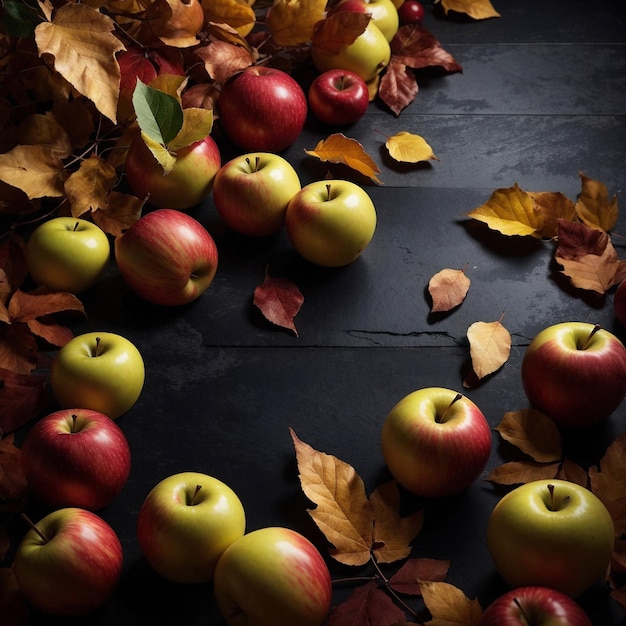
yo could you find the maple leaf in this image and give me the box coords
[384,131,438,163]
[420,580,483,626]
[434,0,501,20]
[290,429,375,566]
[305,134,383,184]
[268,0,328,47]
[575,171,619,232]
[390,24,463,73]
[64,155,118,218]
[527,191,576,239]
[466,314,511,380]
[377,61,418,116]
[253,267,304,336]
[428,265,470,313]
[311,12,371,55]
[35,3,125,123]
[389,558,450,595]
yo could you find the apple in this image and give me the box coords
[13,508,123,616]
[521,321,626,428]
[217,67,308,152]
[479,586,592,626]
[21,409,131,511]
[285,179,377,267]
[380,387,492,498]
[50,331,145,420]
[614,279,626,326]
[397,0,424,24]
[25,217,110,294]
[214,526,332,626]
[124,132,221,210]
[487,479,615,597]
[308,69,370,126]
[114,208,218,306]
[311,20,391,82]
[333,0,400,42]
[212,152,301,237]
[137,472,246,584]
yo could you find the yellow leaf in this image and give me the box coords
[385,131,438,163]
[168,108,214,151]
[435,0,500,20]
[528,191,576,239]
[467,184,543,237]
[35,3,125,123]
[201,0,256,31]
[369,481,423,564]
[466,315,511,379]
[290,429,374,566]
[428,265,470,313]
[64,156,117,218]
[141,131,176,175]
[420,580,483,626]
[267,0,328,47]
[575,171,619,232]
[305,133,383,184]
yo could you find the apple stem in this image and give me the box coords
[246,155,261,173]
[73,221,80,232]
[547,483,555,510]
[326,183,332,201]
[20,513,50,544]
[189,484,202,506]
[513,597,532,624]
[437,393,462,424]
[71,414,78,433]
[94,336,102,357]
[581,324,601,350]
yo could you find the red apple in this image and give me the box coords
[21,409,131,511]
[14,508,123,616]
[114,208,218,306]
[521,321,626,428]
[614,279,626,326]
[479,586,592,626]
[308,69,370,126]
[217,66,308,152]
[397,0,424,24]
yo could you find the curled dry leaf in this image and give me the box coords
[466,314,511,380]
[385,131,438,164]
[419,580,483,626]
[575,171,619,232]
[428,265,470,313]
[253,267,304,337]
[435,0,501,20]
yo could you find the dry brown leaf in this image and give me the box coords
[195,39,254,83]
[528,191,576,239]
[17,112,72,158]
[494,409,562,463]
[486,460,560,486]
[253,267,304,337]
[290,429,374,566]
[268,0,328,47]
[575,171,619,232]
[385,131,438,163]
[428,265,470,313]
[311,12,370,55]
[589,433,626,506]
[305,134,383,184]
[419,580,483,626]
[555,458,589,488]
[145,0,204,47]
[202,0,257,32]
[369,480,423,564]
[435,0,500,20]
[390,24,463,73]
[0,434,28,502]
[35,3,125,123]
[0,368,48,434]
[467,184,543,238]
[377,61,418,116]
[64,155,117,218]
[389,558,450,595]
[466,314,511,379]
[91,191,144,237]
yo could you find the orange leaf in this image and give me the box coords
[466,314,511,380]
[428,265,470,313]
[202,0,257,32]
[575,171,619,232]
[91,191,144,238]
[494,409,562,463]
[305,133,383,184]
[389,557,450,595]
[195,39,254,83]
[369,480,423,564]
[268,0,328,47]
[144,0,204,48]
[311,12,370,54]
[253,267,304,337]
[64,155,117,218]
[290,429,374,566]
[485,460,560,486]
[435,0,500,20]
[419,580,483,626]
[528,191,576,239]
[8,288,85,323]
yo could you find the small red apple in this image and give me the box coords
[308,69,370,126]
[398,0,424,24]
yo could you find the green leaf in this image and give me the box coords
[132,79,183,146]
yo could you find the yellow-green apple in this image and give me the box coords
[614,279,626,326]
[397,0,424,24]
[479,586,592,626]
[333,0,400,41]
[25,217,110,294]
[380,387,492,498]
[285,179,377,267]
[312,20,391,82]
[214,526,332,626]
[50,331,145,420]
[114,208,218,306]
[212,152,301,237]
[124,133,221,210]
[217,67,308,152]
[487,479,615,597]
[21,409,131,511]
[136,472,246,583]
[521,322,626,428]
[13,508,123,616]
[308,69,370,126]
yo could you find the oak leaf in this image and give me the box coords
[428,265,470,313]
[35,3,125,123]
[419,580,483,626]
[575,171,619,232]
[311,12,370,54]
[290,429,374,566]
[0,368,48,434]
[466,314,511,380]
[389,557,450,595]
[485,460,561,486]
[253,267,304,337]
[378,61,418,116]
[305,133,382,184]
[528,191,576,239]
[467,184,543,237]
[390,24,463,73]
[435,0,500,20]
[385,131,438,163]
[268,0,328,47]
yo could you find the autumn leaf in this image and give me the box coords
[420,580,483,626]
[0,568,29,626]
[385,131,438,163]
[195,38,255,83]
[268,0,328,47]
[311,12,370,55]
[377,60,418,116]
[389,558,450,595]
[0,368,48,434]
[91,191,144,238]
[485,460,561,486]
[0,434,28,503]
[466,314,511,380]
[290,429,375,566]
[64,155,118,218]
[589,433,626,509]
[369,481,423,564]
[35,3,125,123]
[390,24,463,73]
[467,184,543,237]
[253,267,304,337]
[555,458,589,488]
[434,0,501,20]
[428,265,470,313]
[202,0,257,33]
[575,171,619,232]
[305,134,383,184]
[527,191,576,239]
[144,0,204,48]
[17,112,72,158]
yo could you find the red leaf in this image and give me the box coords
[326,581,406,626]
[378,60,418,116]
[253,266,304,336]
[390,24,463,73]
[389,557,451,595]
